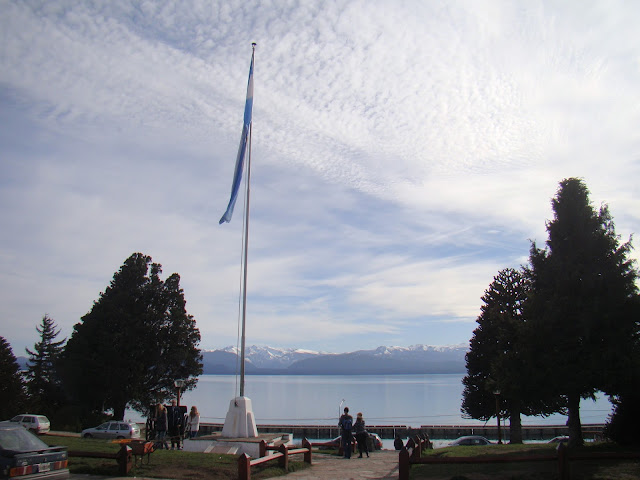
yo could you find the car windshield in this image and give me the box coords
[0,427,49,451]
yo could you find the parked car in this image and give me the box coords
[0,423,69,480]
[449,435,492,446]
[2,415,50,434]
[81,421,140,439]
[328,432,383,450]
[368,433,383,450]
[548,436,569,444]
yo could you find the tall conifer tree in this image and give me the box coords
[526,178,638,447]
[0,337,26,418]
[61,253,202,421]
[25,315,66,416]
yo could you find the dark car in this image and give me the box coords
[328,432,383,450]
[449,435,492,446]
[0,423,69,480]
[548,436,569,444]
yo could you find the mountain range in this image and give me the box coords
[15,344,468,375]
[201,344,468,375]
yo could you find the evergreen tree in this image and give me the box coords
[25,315,66,417]
[462,268,558,443]
[60,253,203,422]
[0,336,27,418]
[602,295,640,445]
[526,178,638,447]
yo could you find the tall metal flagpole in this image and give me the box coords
[220,43,258,438]
[239,43,256,397]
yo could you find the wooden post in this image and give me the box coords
[398,447,410,480]
[557,443,569,480]
[302,438,313,464]
[259,439,267,458]
[414,436,422,458]
[278,444,288,470]
[116,445,132,476]
[238,453,251,480]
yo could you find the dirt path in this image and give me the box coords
[284,450,400,480]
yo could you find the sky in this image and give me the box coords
[1,0,639,358]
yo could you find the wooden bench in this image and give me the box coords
[128,440,155,466]
[237,438,312,480]
[68,444,132,476]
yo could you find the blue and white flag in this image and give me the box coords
[219,49,255,224]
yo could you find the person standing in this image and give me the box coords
[155,404,169,450]
[187,406,200,439]
[168,399,183,450]
[338,406,354,459]
[354,412,369,458]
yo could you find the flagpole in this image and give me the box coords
[239,42,256,398]
[220,44,258,438]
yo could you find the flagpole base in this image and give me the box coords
[222,396,258,438]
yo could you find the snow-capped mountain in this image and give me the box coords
[220,345,323,369]
[201,344,467,375]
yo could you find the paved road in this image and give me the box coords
[286,450,400,480]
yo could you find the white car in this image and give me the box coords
[81,421,141,439]
[4,414,51,434]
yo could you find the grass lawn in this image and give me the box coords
[42,435,310,479]
[409,442,640,480]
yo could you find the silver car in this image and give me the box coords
[4,414,50,434]
[449,435,492,446]
[81,421,140,439]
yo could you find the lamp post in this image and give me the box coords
[494,390,502,444]
[174,379,186,406]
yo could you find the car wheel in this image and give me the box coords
[83,433,93,438]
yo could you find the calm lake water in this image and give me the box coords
[126,373,612,427]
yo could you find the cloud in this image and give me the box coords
[1,0,638,356]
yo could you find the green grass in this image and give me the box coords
[42,435,309,479]
[410,443,640,480]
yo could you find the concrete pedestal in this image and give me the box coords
[222,396,258,438]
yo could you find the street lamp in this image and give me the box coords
[174,379,186,406]
[494,389,502,444]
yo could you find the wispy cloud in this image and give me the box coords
[1,0,638,355]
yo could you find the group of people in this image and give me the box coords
[338,407,370,459]
[154,401,201,450]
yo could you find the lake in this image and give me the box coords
[126,374,613,428]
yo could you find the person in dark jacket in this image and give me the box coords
[354,412,369,457]
[155,404,169,450]
[338,407,354,459]
[167,399,183,450]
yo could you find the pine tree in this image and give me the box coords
[526,178,638,447]
[462,268,558,443]
[0,336,27,418]
[60,253,203,421]
[25,315,66,416]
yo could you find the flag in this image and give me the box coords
[219,48,255,224]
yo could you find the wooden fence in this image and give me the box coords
[237,438,312,480]
[398,436,640,480]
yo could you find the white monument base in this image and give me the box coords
[222,396,258,438]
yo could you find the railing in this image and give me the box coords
[68,443,133,476]
[237,438,312,480]
[398,438,640,480]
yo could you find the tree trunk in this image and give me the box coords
[508,399,523,444]
[566,393,584,447]
[113,404,126,421]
